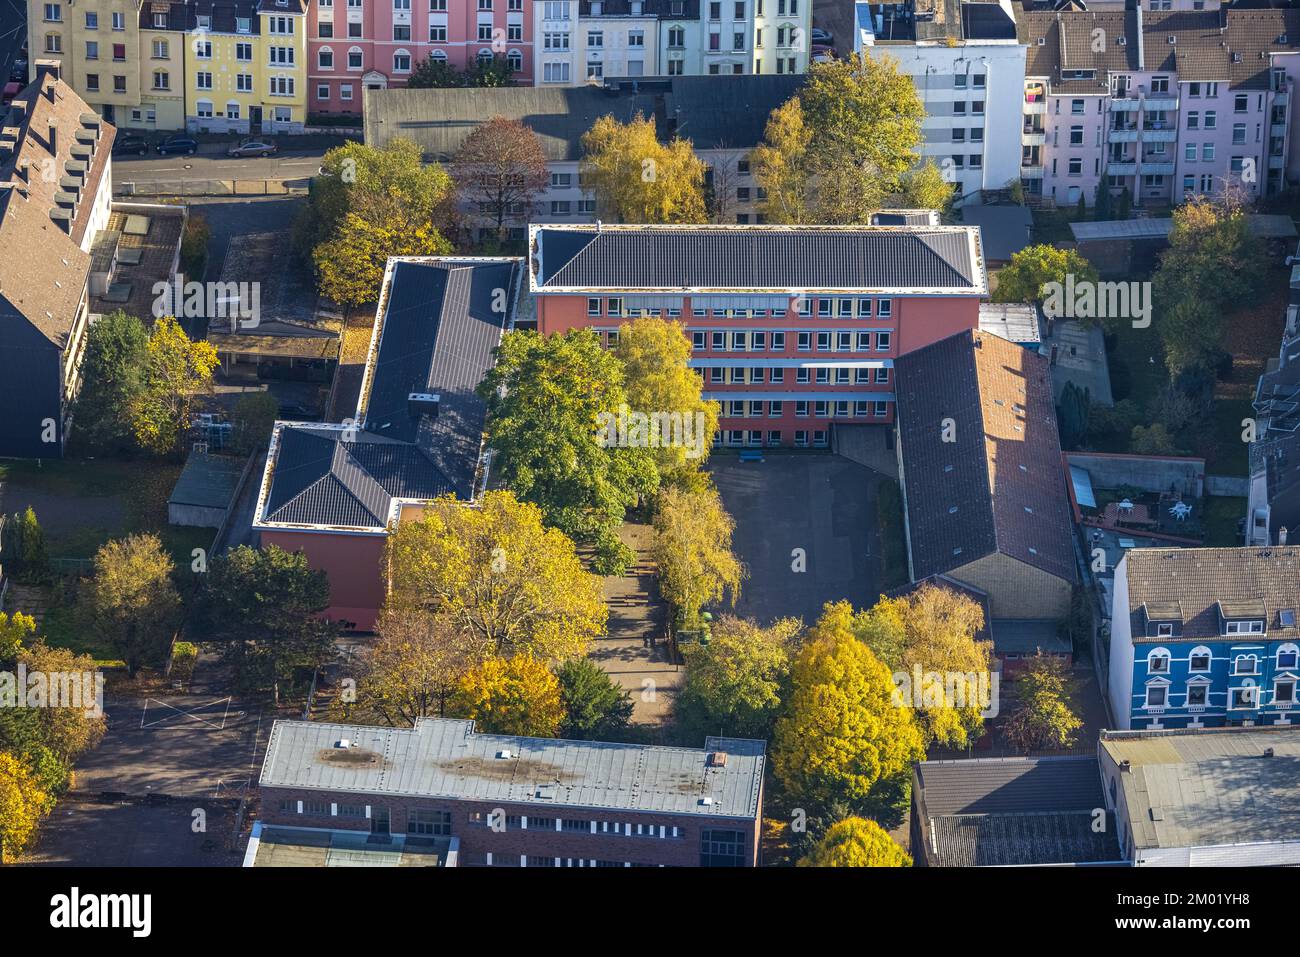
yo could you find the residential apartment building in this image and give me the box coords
[253,255,523,629]
[1016,4,1300,206]
[1100,726,1300,866]
[362,75,803,239]
[1109,546,1300,731]
[28,0,307,133]
[529,222,988,448]
[0,65,115,457]
[308,0,534,115]
[251,717,766,867]
[894,328,1077,620]
[855,0,1028,205]
[1247,282,1300,547]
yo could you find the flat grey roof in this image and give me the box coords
[1102,726,1300,852]
[259,718,765,820]
[167,450,245,509]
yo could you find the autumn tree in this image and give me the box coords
[614,317,719,480]
[0,751,51,863]
[300,139,455,306]
[1003,653,1083,752]
[5,507,49,583]
[452,653,564,737]
[772,601,924,821]
[196,545,339,702]
[798,816,912,867]
[85,534,181,677]
[580,113,708,224]
[343,608,482,727]
[0,611,36,663]
[453,117,549,242]
[0,643,106,772]
[853,584,993,750]
[900,159,955,214]
[652,485,744,626]
[385,490,607,661]
[752,54,924,224]
[674,615,801,741]
[992,244,1099,307]
[478,329,659,572]
[70,309,148,455]
[129,316,219,457]
[556,658,634,741]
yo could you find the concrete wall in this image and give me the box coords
[1067,452,1205,499]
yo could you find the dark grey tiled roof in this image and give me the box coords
[917,755,1104,816]
[927,811,1120,866]
[894,330,1076,585]
[532,226,983,292]
[259,257,520,529]
[1123,546,1300,643]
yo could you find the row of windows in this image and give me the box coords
[585,297,895,319]
[720,430,830,447]
[319,0,526,9]
[1143,678,1295,711]
[690,330,895,353]
[1145,644,1297,675]
[716,399,892,419]
[697,366,888,386]
[468,812,685,840]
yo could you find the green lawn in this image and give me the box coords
[1202,496,1246,548]
[38,603,127,668]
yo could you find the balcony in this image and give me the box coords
[1107,161,1137,176]
[1021,129,1045,146]
[1023,99,1046,115]
[1144,96,1179,111]
[1274,123,1289,138]
[1271,154,1287,170]
[1109,128,1139,142]
[1143,128,1177,143]
[1109,98,1140,112]
[1140,161,1176,175]
[1020,164,1044,178]
[1276,91,1289,107]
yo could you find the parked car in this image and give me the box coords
[227,138,278,158]
[811,27,834,44]
[113,133,150,156]
[156,135,199,155]
[10,59,28,84]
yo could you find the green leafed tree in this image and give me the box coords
[70,309,149,455]
[129,315,220,457]
[992,244,1099,307]
[652,484,744,626]
[85,534,181,677]
[556,658,634,741]
[478,329,659,572]
[1003,653,1083,751]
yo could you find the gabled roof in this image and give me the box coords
[1122,546,1300,643]
[894,329,1076,585]
[256,257,521,532]
[529,224,986,295]
[0,72,113,350]
[914,756,1120,866]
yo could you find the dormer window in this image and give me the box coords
[1225,619,1264,635]
[1156,623,1174,638]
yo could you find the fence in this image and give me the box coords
[114,178,310,198]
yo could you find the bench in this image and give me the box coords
[738,450,764,463]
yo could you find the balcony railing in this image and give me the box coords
[1109,98,1139,112]
[1021,129,1045,146]
[1020,164,1044,178]
[1140,161,1176,175]
[1144,96,1179,111]
[1107,161,1137,175]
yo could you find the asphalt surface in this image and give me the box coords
[113,149,331,186]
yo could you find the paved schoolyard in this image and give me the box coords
[26,801,246,867]
[710,452,886,627]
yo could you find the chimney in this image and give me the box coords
[407,392,440,419]
[48,120,57,155]
[1281,526,1290,546]
[34,59,61,85]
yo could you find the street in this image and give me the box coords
[112,147,332,188]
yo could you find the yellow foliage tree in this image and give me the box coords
[772,601,925,815]
[580,114,708,224]
[652,484,744,625]
[614,317,719,478]
[853,584,993,750]
[315,210,452,307]
[385,490,607,661]
[452,653,564,737]
[751,97,814,224]
[129,316,219,456]
[0,611,36,661]
[0,751,52,863]
[798,816,912,867]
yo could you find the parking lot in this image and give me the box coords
[710,452,885,626]
[27,801,246,867]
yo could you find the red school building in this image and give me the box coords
[528,222,989,448]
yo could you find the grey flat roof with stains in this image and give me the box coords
[259,718,765,820]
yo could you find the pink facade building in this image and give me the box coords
[307,0,534,116]
[529,222,988,449]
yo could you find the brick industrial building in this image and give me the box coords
[529,221,988,449]
[249,718,766,867]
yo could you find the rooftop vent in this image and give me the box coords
[707,751,728,768]
[1120,759,1132,773]
[1168,35,1176,45]
[1264,747,1276,758]
[335,739,352,749]
[496,749,513,760]
[408,391,440,419]
[699,796,716,806]
[1117,36,1126,46]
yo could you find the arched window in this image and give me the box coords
[507,49,522,72]
[1146,648,1171,675]
[319,46,334,69]
[347,46,364,70]
[393,49,412,73]
[1188,646,1212,672]
[431,50,448,62]
[1278,643,1299,670]
[1233,654,1259,677]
